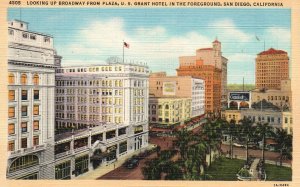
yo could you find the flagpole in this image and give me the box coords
[123,40,124,63]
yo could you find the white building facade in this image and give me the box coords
[54,62,149,179]
[7,20,57,179]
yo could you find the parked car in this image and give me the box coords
[125,158,139,169]
[233,143,245,148]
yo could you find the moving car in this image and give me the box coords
[124,158,139,169]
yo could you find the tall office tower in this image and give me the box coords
[255,48,289,90]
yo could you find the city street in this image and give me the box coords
[98,134,291,180]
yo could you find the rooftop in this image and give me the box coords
[197,48,213,51]
[258,48,287,55]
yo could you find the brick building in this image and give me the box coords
[255,48,289,90]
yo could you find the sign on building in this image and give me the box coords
[229,92,250,101]
[163,81,176,96]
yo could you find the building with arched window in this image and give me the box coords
[33,74,39,85]
[7,19,61,179]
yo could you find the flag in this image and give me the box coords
[255,35,260,41]
[123,42,130,48]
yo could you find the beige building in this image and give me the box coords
[149,96,192,126]
[255,48,289,90]
[221,109,293,134]
[149,72,205,117]
[251,79,292,111]
[221,110,242,123]
[241,109,293,134]
[179,39,228,104]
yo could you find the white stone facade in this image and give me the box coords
[54,62,149,179]
[7,20,57,179]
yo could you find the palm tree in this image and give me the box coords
[273,128,292,166]
[255,122,274,162]
[142,158,162,180]
[237,117,255,162]
[223,119,237,159]
[173,129,193,159]
[202,120,223,166]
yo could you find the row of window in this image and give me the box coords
[8,121,39,135]
[57,88,125,96]
[56,80,124,87]
[56,65,146,73]
[8,29,51,43]
[8,136,39,152]
[8,73,39,85]
[9,90,39,101]
[8,105,39,118]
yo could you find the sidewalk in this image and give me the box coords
[75,144,156,180]
[249,158,260,180]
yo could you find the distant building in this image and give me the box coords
[255,48,289,90]
[149,72,205,118]
[221,110,242,123]
[251,79,292,111]
[7,20,58,179]
[221,101,293,134]
[177,63,222,117]
[241,109,293,134]
[149,96,191,126]
[54,62,149,178]
[178,39,228,107]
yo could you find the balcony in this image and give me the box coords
[8,144,46,158]
[74,145,89,153]
[55,150,71,159]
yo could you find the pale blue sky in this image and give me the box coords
[8,8,291,84]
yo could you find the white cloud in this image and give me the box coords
[265,27,290,50]
[135,26,166,37]
[61,18,212,66]
[211,19,252,42]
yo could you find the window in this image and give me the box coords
[8,107,15,118]
[55,161,71,180]
[33,105,39,115]
[33,121,39,131]
[44,37,50,43]
[9,155,39,173]
[8,73,15,84]
[21,138,27,148]
[118,127,126,136]
[8,90,15,101]
[285,117,288,124]
[33,74,39,85]
[30,34,36,40]
[119,141,127,154]
[33,90,39,100]
[22,32,28,38]
[21,106,28,116]
[8,140,14,151]
[106,130,116,139]
[9,29,14,35]
[33,136,39,146]
[21,74,27,85]
[8,123,15,135]
[22,90,28,100]
[21,122,27,133]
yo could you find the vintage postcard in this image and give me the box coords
[0,0,299,186]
